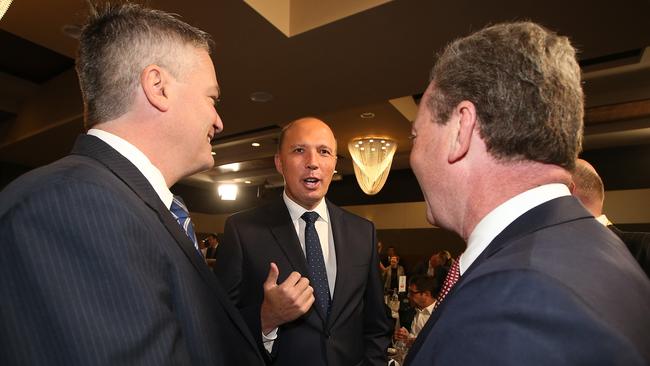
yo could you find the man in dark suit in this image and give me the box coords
[405,22,650,365]
[0,3,263,365]
[215,117,391,365]
[571,158,650,277]
[204,232,219,268]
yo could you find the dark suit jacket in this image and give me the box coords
[0,135,264,365]
[405,196,650,365]
[206,246,218,259]
[214,198,391,366]
[609,225,650,278]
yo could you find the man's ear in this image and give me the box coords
[448,101,477,163]
[274,153,283,175]
[141,64,169,112]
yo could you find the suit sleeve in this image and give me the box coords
[418,270,648,365]
[214,216,244,303]
[214,217,272,361]
[362,223,392,366]
[0,180,191,365]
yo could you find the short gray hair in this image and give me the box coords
[427,21,584,170]
[76,2,213,128]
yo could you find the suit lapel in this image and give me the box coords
[266,199,309,275]
[406,196,592,364]
[71,134,260,353]
[327,202,349,327]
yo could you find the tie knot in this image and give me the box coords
[170,195,189,219]
[301,211,319,224]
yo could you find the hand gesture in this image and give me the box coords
[260,263,314,334]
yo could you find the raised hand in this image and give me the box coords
[260,262,315,334]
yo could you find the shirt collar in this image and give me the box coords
[461,183,570,275]
[595,214,612,227]
[283,191,330,224]
[417,301,436,315]
[87,129,174,208]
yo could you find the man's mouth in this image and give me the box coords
[303,177,321,189]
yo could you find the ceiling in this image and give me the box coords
[1,0,650,212]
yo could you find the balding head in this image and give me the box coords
[571,159,604,216]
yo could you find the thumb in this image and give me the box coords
[264,262,279,289]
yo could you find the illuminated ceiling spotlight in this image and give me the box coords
[218,184,238,200]
[220,162,240,172]
[347,137,397,195]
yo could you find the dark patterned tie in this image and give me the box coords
[301,211,332,318]
[170,195,199,253]
[434,258,460,310]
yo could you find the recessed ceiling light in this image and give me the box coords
[218,184,238,200]
[369,139,374,143]
[251,142,261,147]
[250,91,274,103]
[220,163,240,172]
[244,180,252,184]
[360,112,375,119]
[211,151,216,156]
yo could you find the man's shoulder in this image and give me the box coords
[226,198,285,224]
[326,200,374,226]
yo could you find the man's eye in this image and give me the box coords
[293,148,304,153]
[320,149,331,155]
[408,134,416,141]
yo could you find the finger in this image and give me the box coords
[293,276,311,292]
[295,284,314,304]
[299,293,315,312]
[263,262,279,289]
[279,271,303,288]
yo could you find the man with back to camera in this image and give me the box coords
[215,117,391,365]
[0,3,264,365]
[571,158,650,277]
[404,21,650,365]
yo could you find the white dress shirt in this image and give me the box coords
[460,184,571,275]
[87,129,173,208]
[410,302,435,338]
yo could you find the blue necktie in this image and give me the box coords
[301,211,331,318]
[170,195,199,253]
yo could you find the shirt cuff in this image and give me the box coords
[262,327,279,353]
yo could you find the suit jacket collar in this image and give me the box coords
[70,134,260,352]
[405,196,592,364]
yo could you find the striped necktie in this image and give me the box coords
[170,195,199,253]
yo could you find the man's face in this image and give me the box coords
[168,47,223,176]
[389,256,399,267]
[409,82,454,227]
[408,284,426,309]
[207,236,218,247]
[429,254,439,267]
[275,118,337,210]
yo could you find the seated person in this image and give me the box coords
[394,275,437,347]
